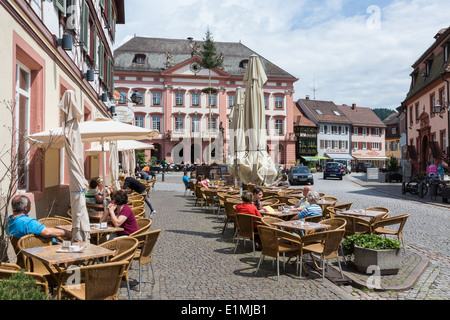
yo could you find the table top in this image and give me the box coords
[21,242,115,265]
[317,199,336,205]
[57,224,123,234]
[339,209,386,218]
[272,220,330,232]
[262,210,297,218]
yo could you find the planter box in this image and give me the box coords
[354,245,402,275]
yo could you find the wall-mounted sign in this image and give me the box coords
[113,106,135,123]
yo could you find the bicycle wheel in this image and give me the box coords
[406,181,419,195]
[420,183,428,196]
[437,181,447,196]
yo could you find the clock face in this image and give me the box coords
[190,62,201,74]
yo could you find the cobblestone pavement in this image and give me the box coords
[118,172,450,301]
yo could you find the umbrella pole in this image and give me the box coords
[102,138,107,213]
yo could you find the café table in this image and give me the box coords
[57,224,124,245]
[339,208,386,219]
[262,209,297,219]
[21,242,116,299]
[316,199,336,212]
[271,220,330,234]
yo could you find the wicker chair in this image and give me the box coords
[194,184,205,207]
[0,264,50,296]
[131,206,146,218]
[366,207,390,223]
[131,229,161,292]
[260,216,284,228]
[203,188,218,213]
[303,214,323,223]
[222,198,241,235]
[301,229,346,282]
[372,214,410,249]
[335,214,372,237]
[183,181,190,196]
[38,217,72,228]
[234,213,262,256]
[60,261,128,300]
[319,218,347,230]
[148,179,157,193]
[129,218,152,237]
[129,194,145,202]
[129,200,145,208]
[326,202,354,218]
[260,198,280,207]
[99,237,139,300]
[17,234,55,277]
[287,198,300,206]
[255,225,302,281]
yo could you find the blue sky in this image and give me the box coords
[115,0,450,110]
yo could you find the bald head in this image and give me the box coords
[11,195,31,214]
[303,186,312,196]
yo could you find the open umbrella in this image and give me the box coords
[28,118,159,212]
[84,140,154,155]
[239,55,278,185]
[58,91,90,242]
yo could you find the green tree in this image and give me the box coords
[199,28,223,163]
[372,108,395,121]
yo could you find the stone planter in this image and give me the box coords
[354,245,402,275]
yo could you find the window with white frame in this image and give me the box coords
[362,142,367,149]
[208,94,217,106]
[374,128,380,136]
[275,96,283,108]
[362,128,367,136]
[275,119,283,134]
[354,127,358,135]
[135,116,144,128]
[228,95,235,107]
[320,125,324,133]
[353,142,358,150]
[192,117,200,132]
[152,117,161,132]
[372,142,380,150]
[175,93,184,105]
[208,117,217,130]
[340,126,346,135]
[152,92,161,105]
[15,63,31,190]
[264,96,268,109]
[191,93,200,106]
[175,117,184,132]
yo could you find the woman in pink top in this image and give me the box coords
[101,190,138,237]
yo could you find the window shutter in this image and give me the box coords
[80,0,89,53]
[98,42,104,81]
[54,0,66,15]
[106,56,111,91]
[92,27,97,67]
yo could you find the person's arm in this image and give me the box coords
[108,206,127,228]
[39,227,71,239]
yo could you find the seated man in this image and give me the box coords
[7,195,72,266]
[293,186,312,210]
[290,191,322,221]
[270,174,290,187]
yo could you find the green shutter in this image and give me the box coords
[106,56,111,91]
[54,0,66,15]
[98,42,104,81]
[92,27,97,67]
[80,0,89,53]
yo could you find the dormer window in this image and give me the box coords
[133,54,146,64]
[444,42,450,64]
[315,109,323,115]
[411,71,418,89]
[239,59,248,69]
[333,111,341,116]
[425,56,434,77]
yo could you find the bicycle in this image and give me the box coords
[406,174,447,197]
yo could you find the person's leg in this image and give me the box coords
[141,191,155,215]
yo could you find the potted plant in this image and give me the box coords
[342,234,403,275]
[385,156,402,183]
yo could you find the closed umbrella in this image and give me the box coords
[226,87,245,179]
[58,91,90,242]
[109,141,121,191]
[239,55,277,185]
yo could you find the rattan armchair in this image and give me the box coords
[99,237,139,300]
[301,229,346,282]
[131,229,161,292]
[131,206,145,218]
[129,194,145,202]
[372,214,410,249]
[260,216,284,228]
[335,214,372,236]
[234,213,262,256]
[0,264,50,296]
[60,261,128,300]
[17,234,55,277]
[222,198,241,236]
[255,225,302,281]
[129,218,152,237]
[326,202,354,218]
[38,217,72,228]
[303,214,323,223]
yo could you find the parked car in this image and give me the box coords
[356,162,373,173]
[288,166,314,185]
[323,162,345,180]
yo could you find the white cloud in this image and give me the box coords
[115,0,450,109]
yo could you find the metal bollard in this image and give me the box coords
[402,182,406,194]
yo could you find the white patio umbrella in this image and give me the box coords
[239,55,277,185]
[109,141,121,191]
[28,118,159,212]
[58,91,90,242]
[84,140,154,155]
[226,87,246,180]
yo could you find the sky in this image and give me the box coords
[114,0,450,110]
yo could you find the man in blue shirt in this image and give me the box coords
[7,195,71,240]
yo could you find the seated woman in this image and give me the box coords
[100,190,139,238]
[290,191,322,221]
[196,174,210,188]
[236,191,262,249]
[96,177,111,201]
[252,187,268,213]
[85,179,103,204]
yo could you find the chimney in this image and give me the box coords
[305,95,310,100]
[352,103,356,110]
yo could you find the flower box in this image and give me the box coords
[353,245,402,275]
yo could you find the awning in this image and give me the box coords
[301,155,330,162]
[326,153,354,161]
[352,156,388,161]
